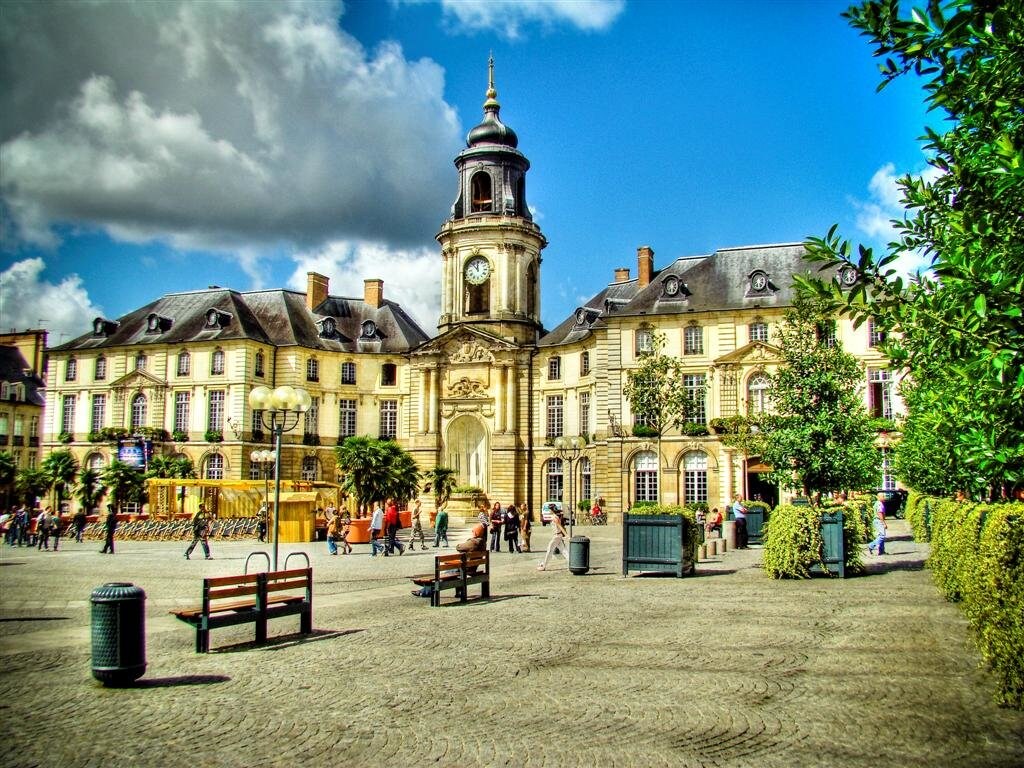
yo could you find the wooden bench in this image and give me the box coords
[411,550,490,607]
[171,567,312,652]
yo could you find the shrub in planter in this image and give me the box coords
[631,424,659,438]
[204,429,224,443]
[58,431,73,444]
[171,429,189,443]
[88,431,104,443]
[762,503,826,579]
[622,504,698,577]
[679,422,709,436]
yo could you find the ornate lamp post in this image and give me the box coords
[248,385,311,570]
[554,435,585,539]
[250,448,275,536]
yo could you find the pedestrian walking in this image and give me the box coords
[407,499,428,550]
[36,507,51,550]
[339,511,353,554]
[50,509,62,552]
[100,505,117,554]
[257,503,268,543]
[184,504,212,560]
[73,509,87,543]
[868,492,888,556]
[369,502,386,557]
[384,498,405,556]
[326,514,339,555]
[504,504,521,553]
[13,506,28,546]
[488,502,503,552]
[433,504,449,547]
[519,504,533,552]
[537,507,569,571]
[731,494,749,549]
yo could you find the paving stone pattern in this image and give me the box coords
[1,520,1022,767]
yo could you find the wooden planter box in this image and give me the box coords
[622,514,696,578]
[746,507,768,544]
[810,510,846,578]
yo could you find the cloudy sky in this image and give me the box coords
[0,0,931,343]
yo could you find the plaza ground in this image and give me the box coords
[1,520,1022,767]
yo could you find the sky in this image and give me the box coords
[0,0,934,346]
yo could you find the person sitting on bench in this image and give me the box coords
[704,507,723,538]
[411,523,486,598]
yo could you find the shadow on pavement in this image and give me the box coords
[213,628,365,654]
[0,616,71,623]
[135,674,231,688]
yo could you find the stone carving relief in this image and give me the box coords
[448,339,494,364]
[448,377,488,398]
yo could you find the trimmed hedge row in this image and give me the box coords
[762,503,868,579]
[906,494,1024,710]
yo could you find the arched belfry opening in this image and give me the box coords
[447,415,488,489]
[471,171,493,213]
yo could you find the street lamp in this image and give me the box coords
[554,435,585,539]
[250,448,275,537]
[248,385,311,570]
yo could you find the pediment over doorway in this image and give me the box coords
[713,341,782,366]
[411,326,520,365]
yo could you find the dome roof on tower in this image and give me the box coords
[466,57,519,149]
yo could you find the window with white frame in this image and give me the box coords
[634,451,658,503]
[546,457,564,502]
[635,328,653,356]
[307,357,319,382]
[177,351,190,376]
[580,351,590,376]
[580,456,592,503]
[211,349,225,375]
[684,325,703,355]
[135,353,146,371]
[65,358,77,382]
[0,411,8,438]
[868,317,887,348]
[579,391,591,437]
[174,392,190,433]
[94,356,107,381]
[816,320,837,348]
[204,454,224,480]
[546,395,564,438]
[301,456,320,481]
[207,390,224,431]
[13,415,23,440]
[339,399,357,438]
[684,374,706,424]
[341,361,356,385]
[61,395,75,435]
[548,356,561,380]
[880,447,896,490]
[747,374,770,415]
[379,399,398,439]
[381,363,397,387]
[868,368,893,419]
[749,322,769,343]
[130,394,147,431]
[254,350,265,377]
[683,451,708,503]
[304,396,319,437]
[87,453,105,472]
[91,394,106,433]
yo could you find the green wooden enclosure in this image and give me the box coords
[622,514,696,578]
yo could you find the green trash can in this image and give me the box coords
[569,536,590,575]
[91,582,146,687]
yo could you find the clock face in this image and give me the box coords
[751,273,768,292]
[840,266,858,286]
[575,308,588,325]
[465,257,491,285]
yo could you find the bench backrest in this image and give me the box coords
[202,568,312,609]
[434,550,489,579]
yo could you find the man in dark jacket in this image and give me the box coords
[100,505,117,554]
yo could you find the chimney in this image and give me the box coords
[306,272,329,310]
[364,278,384,309]
[614,268,631,284]
[637,245,654,287]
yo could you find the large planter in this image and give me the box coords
[622,514,696,578]
[446,492,489,524]
[810,510,845,578]
[746,506,768,544]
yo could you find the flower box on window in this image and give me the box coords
[204,429,223,443]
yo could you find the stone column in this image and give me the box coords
[505,366,516,432]
[428,365,439,434]
[721,447,734,511]
[419,369,429,433]
[495,363,505,433]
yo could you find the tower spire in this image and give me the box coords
[484,54,499,111]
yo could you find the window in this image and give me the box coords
[61,395,75,435]
[816,320,837,348]
[379,399,398,439]
[868,317,887,348]
[546,458,564,503]
[749,322,769,343]
[471,171,493,213]
[254,350,265,378]
[580,351,591,376]
[130,394,147,430]
[683,451,709,503]
[339,399,357,438]
[249,461,263,480]
[341,362,356,385]
[683,374,706,424]
[548,356,561,381]
[546,395,564,439]
[880,448,896,491]
[635,329,653,356]
[251,409,263,439]
[0,411,8,440]
[747,374,770,415]
[301,456,319,482]
[30,415,39,441]
[204,454,224,480]
[94,356,107,381]
[579,391,591,437]
[91,394,106,433]
[580,457,592,504]
[177,351,190,376]
[381,363,397,387]
[684,325,703,356]
[13,415,23,443]
[635,451,658,503]
[174,392,190,433]
[87,453,105,472]
[211,349,225,375]
[304,397,320,437]
[306,357,319,382]
[868,369,893,419]
[65,358,77,382]
[208,390,224,431]
[135,353,146,371]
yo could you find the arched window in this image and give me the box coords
[211,349,225,375]
[301,456,320,481]
[579,457,592,504]
[87,453,106,472]
[471,171,492,212]
[254,350,265,377]
[634,451,658,503]
[683,451,708,504]
[94,356,107,381]
[545,458,564,503]
[748,374,770,415]
[204,454,224,480]
[177,350,190,376]
[130,394,147,430]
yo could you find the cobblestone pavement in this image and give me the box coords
[2,520,1022,768]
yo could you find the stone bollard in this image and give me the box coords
[710,539,720,556]
[698,543,707,561]
[720,538,728,554]
[723,520,737,551]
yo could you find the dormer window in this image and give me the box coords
[747,270,773,296]
[662,275,690,299]
[92,317,118,337]
[360,320,377,339]
[146,313,171,334]
[319,318,337,338]
[205,308,230,329]
[838,266,858,288]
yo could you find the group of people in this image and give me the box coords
[484,501,535,554]
[1,505,96,549]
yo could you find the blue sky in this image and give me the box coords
[0,0,931,345]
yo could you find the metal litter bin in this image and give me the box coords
[91,582,146,687]
[569,535,590,575]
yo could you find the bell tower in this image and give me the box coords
[437,58,547,346]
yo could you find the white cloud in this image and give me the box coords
[288,240,440,332]
[411,0,625,39]
[0,258,104,343]
[0,1,460,252]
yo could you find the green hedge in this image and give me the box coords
[763,502,866,579]
[919,495,1024,709]
[904,490,931,542]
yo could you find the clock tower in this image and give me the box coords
[436,58,547,346]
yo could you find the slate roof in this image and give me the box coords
[539,243,814,347]
[0,346,45,406]
[52,288,430,354]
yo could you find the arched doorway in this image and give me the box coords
[446,415,488,490]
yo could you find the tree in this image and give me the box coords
[14,467,49,507]
[799,0,1024,495]
[424,466,457,511]
[41,449,79,511]
[146,455,196,480]
[76,468,105,514]
[728,296,879,498]
[335,437,421,514]
[100,460,144,513]
[0,450,16,509]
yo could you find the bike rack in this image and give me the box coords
[244,551,270,574]
[284,551,310,571]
